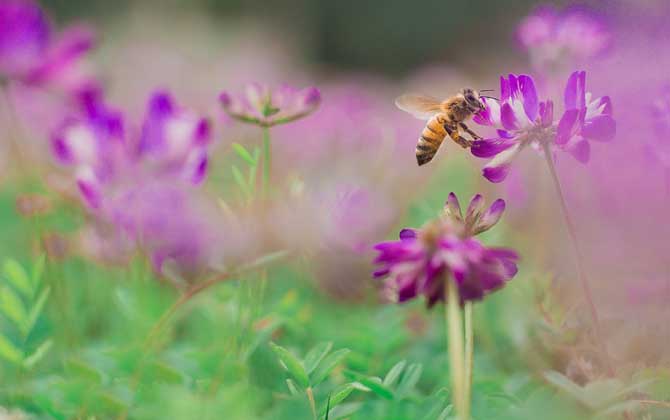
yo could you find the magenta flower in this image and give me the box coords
[373,194,518,306]
[219,83,320,127]
[51,90,212,209]
[471,71,615,182]
[0,0,95,89]
[516,5,611,70]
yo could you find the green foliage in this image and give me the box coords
[0,256,52,370]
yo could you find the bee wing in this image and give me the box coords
[395,94,442,120]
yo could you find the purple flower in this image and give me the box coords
[471,71,615,182]
[516,5,611,70]
[373,193,518,306]
[51,90,212,209]
[555,71,615,163]
[0,0,95,90]
[219,83,320,127]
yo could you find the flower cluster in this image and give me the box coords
[516,5,611,71]
[219,83,320,127]
[373,194,518,306]
[471,71,615,182]
[52,90,211,208]
[51,90,217,275]
[0,0,95,91]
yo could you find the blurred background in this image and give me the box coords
[2,0,670,419]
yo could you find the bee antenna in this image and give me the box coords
[480,95,499,101]
[479,89,495,93]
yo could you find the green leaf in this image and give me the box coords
[436,405,454,420]
[325,402,362,420]
[269,342,309,388]
[310,348,350,386]
[286,379,300,396]
[383,360,406,387]
[232,143,256,166]
[65,358,105,384]
[3,259,32,298]
[0,334,22,364]
[23,339,53,369]
[322,384,354,414]
[24,286,50,335]
[0,285,27,327]
[348,373,394,400]
[304,342,333,375]
[231,165,250,195]
[397,363,423,396]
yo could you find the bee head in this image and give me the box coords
[461,88,486,112]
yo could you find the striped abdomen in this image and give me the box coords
[416,113,451,166]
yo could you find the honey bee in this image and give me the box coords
[395,88,489,166]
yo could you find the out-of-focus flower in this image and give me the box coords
[51,91,222,279]
[516,5,611,71]
[648,85,670,168]
[219,83,320,127]
[0,0,95,91]
[52,90,212,208]
[472,71,615,182]
[443,192,506,236]
[372,194,518,306]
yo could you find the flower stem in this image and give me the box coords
[446,278,466,420]
[463,302,473,419]
[262,126,271,198]
[541,143,614,376]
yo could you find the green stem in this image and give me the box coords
[306,386,317,420]
[541,143,614,376]
[446,278,466,420]
[262,126,271,198]
[463,302,473,419]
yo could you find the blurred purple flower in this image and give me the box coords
[648,85,670,168]
[516,5,611,71]
[219,83,320,127]
[0,0,95,90]
[373,193,518,306]
[472,71,615,182]
[52,90,212,208]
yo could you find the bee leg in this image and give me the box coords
[459,123,482,140]
[444,124,472,149]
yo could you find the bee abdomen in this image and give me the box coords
[415,115,447,166]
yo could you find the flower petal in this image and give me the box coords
[445,192,463,221]
[556,109,580,145]
[539,100,554,127]
[475,199,506,234]
[465,194,484,227]
[582,115,616,142]
[518,75,539,121]
[399,228,417,240]
[471,137,517,158]
[482,143,523,183]
[564,70,586,110]
[565,137,591,163]
[500,103,520,131]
